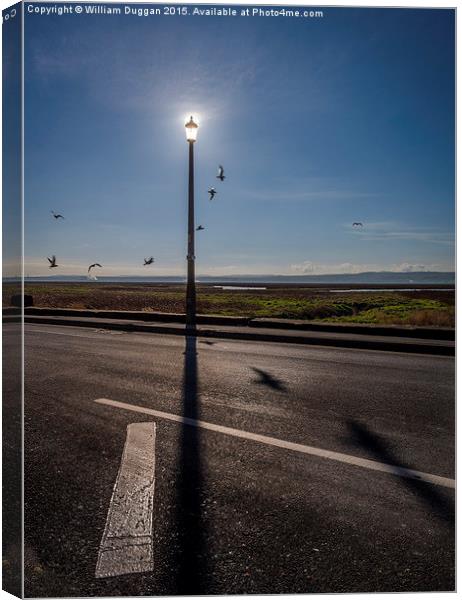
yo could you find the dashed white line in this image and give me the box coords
[95,422,156,578]
[94,398,454,490]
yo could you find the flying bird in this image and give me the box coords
[51,211,65,219]
[47,255,58,268]
[143,257,155,265]
[208,187,217,200]
[216,165,225,181]
[88,263,102,274]
[196,225,205,231]
[352,222,363,228]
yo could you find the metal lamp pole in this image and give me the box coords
[185,116,198,330]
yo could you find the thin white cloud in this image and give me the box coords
[289,260,451,275]
[390,262,438,273]
[245,189,377,202]
[346,221,455,245]
[243,175,379,203]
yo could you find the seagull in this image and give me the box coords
[51,211,65,219]
[352,222,363,227]
[143,257,155,265]
[196,225,205,231]
[47,255,58,268]
[208,187,217,200]
[216,165,225,181]
[88,263,102,274]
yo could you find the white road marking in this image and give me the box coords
[95,422,156,578]
[95,398,454,490]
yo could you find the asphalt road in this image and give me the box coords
[11,323,455,595]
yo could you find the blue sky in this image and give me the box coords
[22,4,455,276]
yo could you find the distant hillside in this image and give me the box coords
[200,271,455,284]
[15,271,455,284]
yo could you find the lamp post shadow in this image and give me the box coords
[173,329,209,594]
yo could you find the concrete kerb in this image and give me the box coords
[3,307,454,341]
[18,314,455,356]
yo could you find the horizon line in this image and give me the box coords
[14,269,456,279]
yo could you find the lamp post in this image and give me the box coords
[185,116,198,330]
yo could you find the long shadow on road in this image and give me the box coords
[172,331,209,594]
[346,420,454,525]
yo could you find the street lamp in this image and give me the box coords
[185,115,198,142]
[185,116,198,330]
